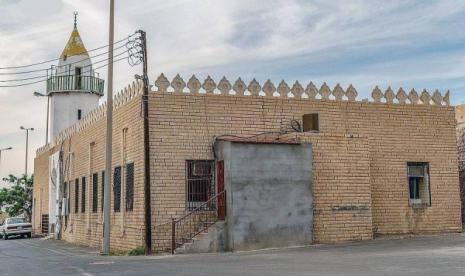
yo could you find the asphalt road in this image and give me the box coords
[1,234,465,276]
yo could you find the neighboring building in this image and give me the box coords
[32,73,461,253]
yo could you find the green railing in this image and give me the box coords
[46,75,105,96]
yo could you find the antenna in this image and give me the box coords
[74,11,78,28]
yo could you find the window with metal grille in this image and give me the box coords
[101,171,105,212]
[81,177,86,213]
[63,182,69,216]
[74,178,79,213]
[185,160,215,210]
[125,163,134,211]
[92,173,98,213]
[114,166,121,212]
[407,162,431,207]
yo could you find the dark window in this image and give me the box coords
[63,182,68,215]
[126,163,134,211]
[101,171,105,212]
[75,67,82,89]
[186,160,215,210]
[92,173,98,213]
[78,109,82,120]
[303,113,319,132]
[114,166,121,212]
[74,179,79,213]
[81,177,86,213]
[407,162,431,207]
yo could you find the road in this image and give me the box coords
[1,234,465,275]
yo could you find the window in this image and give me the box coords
[75,67,82,89]
[92,173,98,213]
[81,177,86,213]
[63,181,69,216]
[186,160,215,210]
[407,162,431,207]
[101,171,105,212]
[126,163,134,211]
[78,109,82,120]
[114,166,121,212]
[303,113,319,132]
[74,179,79,213]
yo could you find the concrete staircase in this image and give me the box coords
[174,221,227,254]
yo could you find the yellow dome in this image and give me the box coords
[60,27,89,60]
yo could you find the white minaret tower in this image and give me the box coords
[47,13,104,140]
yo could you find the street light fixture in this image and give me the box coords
[0,146,13,177]
[20,126,34,176]
[33,91,50,144]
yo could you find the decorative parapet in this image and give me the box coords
[153,74,450,106]
[36,80,144,155]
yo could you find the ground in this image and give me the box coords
[1,235,465,276]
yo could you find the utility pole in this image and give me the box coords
[20,126,34,176]
[102,0,115,255]
[137,30,152,255]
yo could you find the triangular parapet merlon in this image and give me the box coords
[36,80,144,155]
[153,73,451,107]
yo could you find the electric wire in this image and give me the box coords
[0,48,131,83]
[0,32,137,70]
[0,41,133,76]
[0,55,130,88]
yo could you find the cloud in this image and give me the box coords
[1,0,465,185]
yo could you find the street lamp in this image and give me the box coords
[0,147,13,177]
[33,91,50,144]
[20,126,34,176]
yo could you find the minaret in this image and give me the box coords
[47,12,104,140]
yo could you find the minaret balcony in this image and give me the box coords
[46,75,105,96]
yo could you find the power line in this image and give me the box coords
[0,41,133,76]
[0,49,130,83]
[0,33,137,70]
[0,55,130,88]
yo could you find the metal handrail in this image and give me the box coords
[171,190,226,254]
[46,75,105,95]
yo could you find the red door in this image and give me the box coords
[217,160,225,220]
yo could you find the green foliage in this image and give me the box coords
[127,246,145,256]
[0,175,33,220]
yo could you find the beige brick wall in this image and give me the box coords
[33,94,145,252]
[149,92,461,250]
[34,87,461,253]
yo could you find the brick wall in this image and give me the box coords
[33,90,145,252]
[33,80,461,253]
[149,91,461,250]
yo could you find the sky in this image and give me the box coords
[0,0,465,187]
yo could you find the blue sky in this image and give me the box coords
[0,0,465,185]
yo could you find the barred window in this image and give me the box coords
[101,171,105,212]
[74,178,79,213]
[92,173,98,213]
[126,163,134,211]
[186,160,215,210]
[114,166,121,212]
[81,177,86,213]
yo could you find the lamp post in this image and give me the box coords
[0,147,13,177]
[33,92,50,144]
[20,126,34,176]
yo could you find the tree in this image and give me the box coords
[0,175,33,221]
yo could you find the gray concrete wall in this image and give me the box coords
[215,141,313,251]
